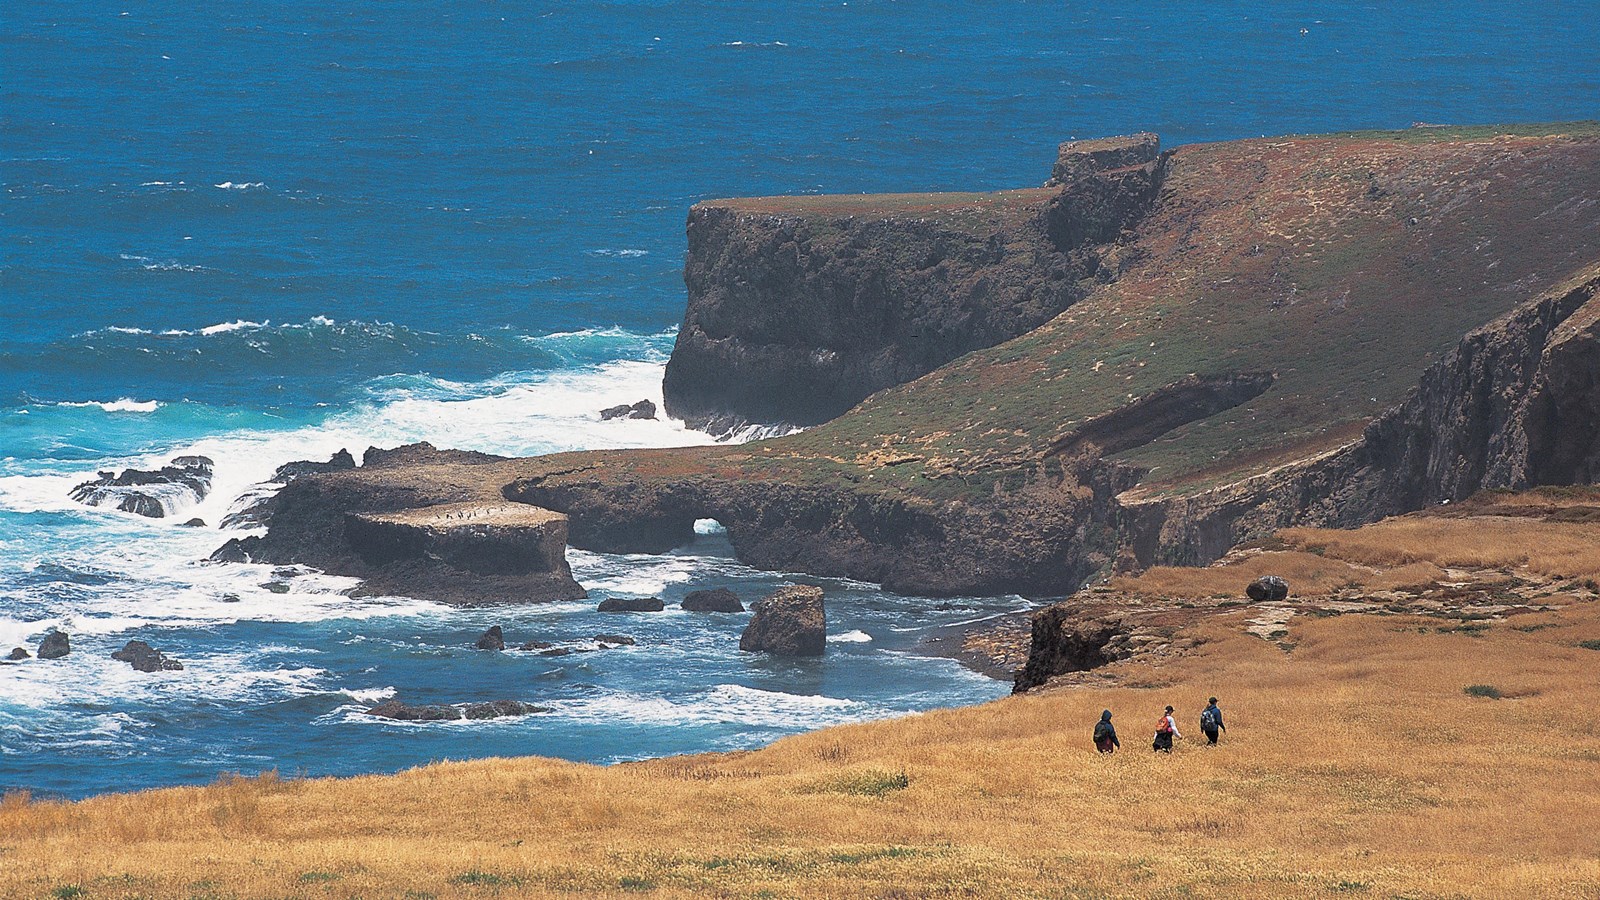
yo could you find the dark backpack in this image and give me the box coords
[1093,721,1112,742]
[1200,707,1218,729]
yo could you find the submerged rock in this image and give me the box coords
[518,640,553,651]
[179,518,207,528]
[261,582,291,594]
[364,699,547,721]
[1246,575,1290,602]
[593,633,636,646]
[111,640,184,672]
[597,597,665,613]
[537,647,572,657]
[69,455,214,518]
[37,631,70,660]
[681,588,743,612]
[7,647,28,661]
[475,625,506,651]
[599,400,658,421]
[740,586,825,656]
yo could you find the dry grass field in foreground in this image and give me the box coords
[7,498,1600,899]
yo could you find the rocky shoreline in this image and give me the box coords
[189,126,1600,699]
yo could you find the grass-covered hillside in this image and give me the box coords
[9,489,1600,898]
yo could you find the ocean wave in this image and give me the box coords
[828,629,873,643]
[213,181,265,190]
[54,398,162,413]
[199,319,267,336]
[545,684,874,730]
[586,248,650,258]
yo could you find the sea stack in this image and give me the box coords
[739,586,825,656]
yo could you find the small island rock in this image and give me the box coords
[475,625,506,651]
[7,648,28,661]
[682,588,744,613]
[37,631,70,660]
[593,633,636,646]
[111,640,184,672]
[739,586,825,656]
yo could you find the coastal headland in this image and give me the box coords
[225,123,1600,604]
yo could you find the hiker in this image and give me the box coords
[1153,705,1180,752]
[1093,709,1120,753]
[1200,697,1226,745]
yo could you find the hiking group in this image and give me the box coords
[1093,698,1225,753]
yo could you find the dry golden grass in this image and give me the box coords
[1280,517,1600,579]
[6,597,1600,898]
[10,501,1600,898]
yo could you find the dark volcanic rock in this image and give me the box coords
[261,581,291,594]
[1046,133,1161,186]
[69,456,214,518]
[739,586,825,656]
[475,625,506,651]
[210,538,256,563]
[7,648,28,661]
[1245,576,1290,602]
[111,640,184,672]
[270,449,357,484]
[462,700,547,719]
[597,596,665,612]
[599,400,658,421]
[218,450,360,530]
[682,588,743,612]
[365,700,462,721]
[180,518,207,528]
[593,633,636,646]
[362,441,506,470]
[1012,606,1124,692]
[537,647,572,657]
[518,640,553,650]
[37,631,69,660]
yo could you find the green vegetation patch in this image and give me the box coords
[1463,684,1503,699]
[804,768,910,798]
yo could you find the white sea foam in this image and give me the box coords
[544,684,877,730]
[213,181,265,190]
[200,319,266,336]
[828,629,872,643]
[587,248,649,257]
[55,399,162,413]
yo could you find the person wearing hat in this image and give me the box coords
[1200,697,1225,745]
[1093,709,1120,753]
[1153,705,1181,752]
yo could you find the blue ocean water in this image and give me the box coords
[3,1,1597,799]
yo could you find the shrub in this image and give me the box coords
[1578,639,1600,651]
[1463,684,1503,699]
[812,769,909,797]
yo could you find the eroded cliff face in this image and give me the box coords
[662,135,1166,433]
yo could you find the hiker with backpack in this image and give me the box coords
[1153,705,1181,752]
[1093,709,1120,753]
[1200,697,1226,745]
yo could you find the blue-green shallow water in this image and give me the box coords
[3,0,1597,799]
